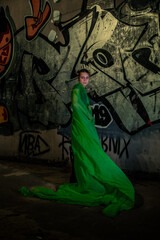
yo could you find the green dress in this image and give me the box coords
[20,82,135,217]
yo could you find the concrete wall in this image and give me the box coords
[0,0,160,173]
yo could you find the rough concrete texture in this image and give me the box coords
[0,159,159,240]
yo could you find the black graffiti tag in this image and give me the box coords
[19,131,50,157]
[59,134,130,163]
[101,137,130,158]
[58,135,73,163]
[92,104,112,127]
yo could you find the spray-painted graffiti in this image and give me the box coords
[0,0,160,137]
[0,6,13,78]
[0,105,8,124]
[25,0,51,41]
[101,136,131,159]
[58,134,131,165]
[19,131,50,157]
[92,103,113,128]
[58,135,73,163]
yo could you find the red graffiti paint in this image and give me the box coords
[25,0,51,41]
[0,20,12,77]
[0,105,8,123]
[147,120,152,126]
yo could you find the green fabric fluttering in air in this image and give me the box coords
[20,82,135,217]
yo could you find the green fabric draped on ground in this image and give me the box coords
[20,83,135,217]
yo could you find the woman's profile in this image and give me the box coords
[20,69,135,217]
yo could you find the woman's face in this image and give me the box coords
[78,71,90,88]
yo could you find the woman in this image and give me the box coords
[20,69,135,217]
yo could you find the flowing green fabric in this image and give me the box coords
[20,82,135,217]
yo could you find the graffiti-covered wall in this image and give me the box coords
[0,0,160,173]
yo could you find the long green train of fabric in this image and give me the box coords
[20,83,135,217]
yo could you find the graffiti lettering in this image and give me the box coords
[132,48,160,74]
[59,134,130,163]
[33,56,50,75]
[101,137,130,158]
[25,0,51,41]
[1,1,160,137]
[0,7,13,78]
[19,131,50,157]
[93,48,114,68]
[58,135,73,163]
[92,104,112,128]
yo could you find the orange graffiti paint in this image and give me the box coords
[0,7,13,78]
[25,0,51,41]
[0,105,8,124]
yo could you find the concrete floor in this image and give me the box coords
[0,159,160,240]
